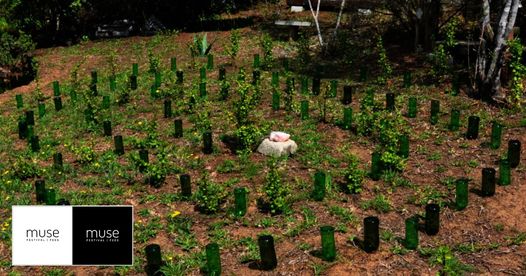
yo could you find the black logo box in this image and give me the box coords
[72,206,133,265]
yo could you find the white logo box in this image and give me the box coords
[12,206,73,266]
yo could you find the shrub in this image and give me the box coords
[509,38,526,108]
[234,124,264,150]
[263,163,290,215]
[260,33,274,69]
[194,174,227,214]
[227,29,241,61]
[376,36,392,85]
[343,156,365,194]
[11,155,41,180]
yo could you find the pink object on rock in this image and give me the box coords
[269,131,290,142]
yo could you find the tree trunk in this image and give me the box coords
[475,0,521,102]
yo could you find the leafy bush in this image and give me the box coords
[296,32,311,66]
[430,44,450,79]
[233,75,255,127]
[509,38,526,108]
[11,155,42,180]
[70,144,96,164]
[234,124,264,150]
[343,156,365,194]
[194,174,227,214]
[430,18,459,80]
[376,36,392,85]
[263,163,290,215]
[260,33,274,69]
[227,29,241,61]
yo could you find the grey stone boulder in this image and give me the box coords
[257,138,298,157]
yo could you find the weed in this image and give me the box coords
[328,205,357,224]
[360,195,392,213]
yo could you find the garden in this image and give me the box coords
[0,0,525,275]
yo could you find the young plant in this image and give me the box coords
[147,48,160,73]
[376,36,392,85]
[227,29,241,62]
[262,161,290,215]
[508,38,526,108]
[260,33,274,69]
[194,174,227,214]
[190,33,213,57]
[343,155,365,194]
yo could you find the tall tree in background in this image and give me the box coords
[384,0,442,51]
[475,0,522,101]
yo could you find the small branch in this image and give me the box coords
[333,0,346,38]
[308,0,324,46]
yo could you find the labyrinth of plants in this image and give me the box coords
[0,27,525,275]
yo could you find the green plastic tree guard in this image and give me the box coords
[180,174,192,197]
[404,216,419,249]
[130,75,138,90]
[203,131,213,154]
[38,102,46,118]
[271,71,279,88]
[481,168,496,197]
[132,63,139,76]
[370,151,382,181]
[114,135,124,155]
[363,216,379,253]
[272,91,280,111]
[455,178,469,211]
[164,99,172,118]
[176,70,184,84]
[103,120,112,137]
[508,140,521,168]
[53,152,63,171]
[30,135,40,152]
[342,107,352,130]
[498,158,511,186]
[25,110,35,126]
[205,243,221,276]
[45,188,56,205]
[15,94,23,109]
[407,97,417,118]
[54,96,63,111]
[258,235,277,270]
[174,119,183,138]
[425,203,440,235]
[449,109,460,131]
[490,121,503,149]
[430,100,440,125]
[234,187,247,217]
[300,100,309,120]
[35,180,46,203]
[466,116,480,140]
[139,149,149,173]
[320,226,336,261]
[386,92,395,111]
[311,171,326,201]
[52,81,60,97]
[170,58,177,72]
[399,135,410,158]
[312,78,321,96]
[342,85,352,105]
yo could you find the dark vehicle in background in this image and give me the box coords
[286,0,380,10]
